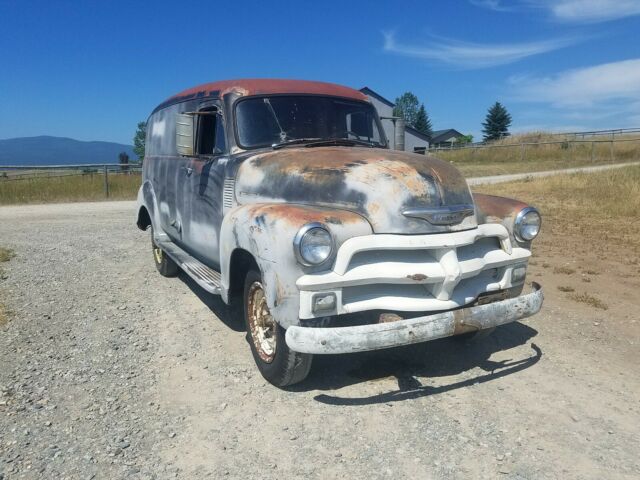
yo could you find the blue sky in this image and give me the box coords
[1,0,639,144]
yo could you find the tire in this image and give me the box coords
[150,226,179,277]
[243,269,312,387]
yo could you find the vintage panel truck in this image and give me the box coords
[136,79,543,387]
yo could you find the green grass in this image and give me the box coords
[434,132,640,177]
[0,172,141,205]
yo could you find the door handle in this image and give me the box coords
[182,166,193,177]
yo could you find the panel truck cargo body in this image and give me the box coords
[136,79,543,387]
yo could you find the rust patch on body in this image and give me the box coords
[473,193,528,220]
[243,203,364,228]
[407,273,428,281]
[378,313,404,323]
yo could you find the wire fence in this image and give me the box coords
[429,127,640,151]
[0,163,142,200]
[428,129,640,167]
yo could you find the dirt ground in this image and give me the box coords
[0,201,639,479]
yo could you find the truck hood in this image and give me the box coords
[234,146,477,234]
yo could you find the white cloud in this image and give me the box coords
[509,59,640,106]
[382,32,578,69]
[470,0,640,23]
[468,0,513,12]
[545,0,640,23]
[509,59,640,130]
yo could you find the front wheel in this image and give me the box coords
[243,270,312,387]
[150,227,179,277]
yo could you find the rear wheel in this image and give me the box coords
[243,269,312,387]
[150,227,179,277]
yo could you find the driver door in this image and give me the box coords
[178,103,228,269]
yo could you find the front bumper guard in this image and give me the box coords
[285,283,543,354]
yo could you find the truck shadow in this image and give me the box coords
[178,272,245,332]
[178,273,541,403]
[302,322,541,405]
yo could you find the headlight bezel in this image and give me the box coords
[514,207,541,243]
[293,222,335,266]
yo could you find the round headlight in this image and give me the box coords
[294,223,333,266]
[514,207,541,242]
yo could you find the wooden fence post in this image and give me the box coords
[103,166,109,198]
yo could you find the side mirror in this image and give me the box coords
[176,113,194,156]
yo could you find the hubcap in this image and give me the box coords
[247,281,277,363]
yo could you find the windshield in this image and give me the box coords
[235,95,386,149]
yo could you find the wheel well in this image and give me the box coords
[228,249,259,301]
[137,206,151,231]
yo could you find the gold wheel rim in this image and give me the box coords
[247,281,277,363]
[153,245,163,264]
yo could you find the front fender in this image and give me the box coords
[473,193,532,247]
[219,203,372,328]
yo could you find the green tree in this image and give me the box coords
[482,102,512,141]
[133,121,147,161]
[413,104,433,139]
[393,92,420,126]
[455,134,474,145]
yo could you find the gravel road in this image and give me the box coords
[1,201,638,479]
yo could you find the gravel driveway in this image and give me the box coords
[1,201,638,479]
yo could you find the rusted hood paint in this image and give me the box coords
[235,147,477,234]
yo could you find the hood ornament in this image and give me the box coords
[402,204,475,226]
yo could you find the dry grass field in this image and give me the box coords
[1,132,639,205]
[475,163,640,253]
[0,171,140,205]
[438,132,640,177]
[474,164,640,314]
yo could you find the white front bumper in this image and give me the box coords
[287,283,543,354]
[296,224,531,319]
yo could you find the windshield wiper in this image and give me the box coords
[304,138,380,148]
[263,98,288,143]
[272,138,323,149]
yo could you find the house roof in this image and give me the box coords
[431,129,464,143]
[405,125,431,142]
[359,87,395,108]
[155,79,368,112]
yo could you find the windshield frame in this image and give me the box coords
[232,94,388,151]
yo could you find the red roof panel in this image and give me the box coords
[164,79,369,105]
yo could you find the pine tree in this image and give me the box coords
[482,102,512,141]
[413,104,433,140]
[133,121,147,161]
[393,92,420,126]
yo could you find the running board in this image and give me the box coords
[156,238,222,295]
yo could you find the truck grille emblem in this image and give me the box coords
[402,204,475,226]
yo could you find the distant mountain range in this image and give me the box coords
[0,136,137,166]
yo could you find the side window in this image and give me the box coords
[195,107,225,155]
